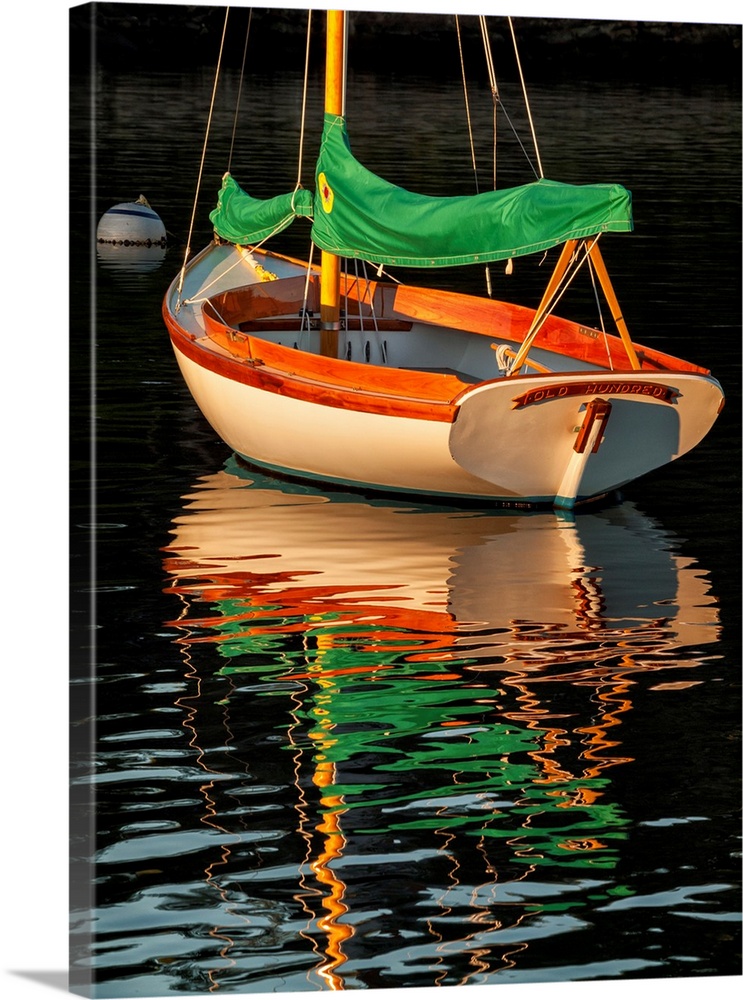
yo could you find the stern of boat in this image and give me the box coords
[449,371,724,508]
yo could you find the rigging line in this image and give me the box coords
[227,7,253,174]
[182,225,290,304]
[479,15,539,179]
[478,15,499,189]
[351,259,364,335]
[177,6,231,306]
[507,237,600,375]
[508,16,544,178]
[476,15,499,294]
[293,9,313,202]
[478,15,499,100]
[301,244,316,343]
[361,260,380,333]
[455,16,480,194]
[494,98,540,180]
[540,240,598,316]
[587,255,615,370]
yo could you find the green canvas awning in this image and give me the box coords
[209,115,633,267]
[310,114,633,267]
[209,173,313,245]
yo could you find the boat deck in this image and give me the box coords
[404,366,480,384]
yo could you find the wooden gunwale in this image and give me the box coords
[165,308,460,421]
[202,271,709,378]
[392,284,711,375]
[166,239,710,424]
[166,299,707,426]
[170,305,697,426]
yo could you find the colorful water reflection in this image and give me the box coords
[157,462,721,989]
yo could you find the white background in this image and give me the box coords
[2,1,739,997]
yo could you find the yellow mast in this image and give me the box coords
[320,10,346,358]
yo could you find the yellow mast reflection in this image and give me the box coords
[305,651,354,989]
[310,759,352,988]
[287,641,356,989]
[161,467,722,988]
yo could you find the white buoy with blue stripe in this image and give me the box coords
[96,195,166,246]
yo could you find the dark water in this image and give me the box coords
[70,17,740,1000]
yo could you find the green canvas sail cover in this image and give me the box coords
[311,115,633,267]
[209,115,633,266]
[209,173,313,245]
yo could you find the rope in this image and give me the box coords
[508,17,543,178]
[297,244,316,347]
[477,17,542,182]
[455,16,480,195]
[176,6,231,309]
[506,238,600,375]
[227,7,253,174]
[292,10,313,205]
[479,16,499,189]
[181,244,268,305]
[587,254,614,370]
[302,244,316,320]
[361,260,380,333]
[458,16,497,296]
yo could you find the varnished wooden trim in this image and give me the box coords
[165,311,460,422]
[392,283,710,375]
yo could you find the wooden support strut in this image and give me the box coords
[507,239,578,375]
[586,240,641,370]
[508,236,642,376]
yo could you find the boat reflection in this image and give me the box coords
[161,460,720,988]
[96,240,167,274]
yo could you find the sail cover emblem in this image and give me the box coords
[319,172,334,214]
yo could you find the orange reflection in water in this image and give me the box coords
[161,469,721,988]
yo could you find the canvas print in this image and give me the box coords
[68,1,740,997]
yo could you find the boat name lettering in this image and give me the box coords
[511,381,679,408]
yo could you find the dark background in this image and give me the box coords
[70,2,741,80]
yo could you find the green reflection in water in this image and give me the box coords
[206,604,628,873]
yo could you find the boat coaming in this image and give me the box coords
[163,243,724,508]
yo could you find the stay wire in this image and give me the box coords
[294,10,313,198]
[455,15,481,195]
[508,16,544,178]
[586,254,614,370]
[296,11,315,320]
[477,15,499,293]
[177,5,231,306]
[479,15,499,189]
[227,7,253,175]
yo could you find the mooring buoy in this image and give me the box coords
[96,195,167,247]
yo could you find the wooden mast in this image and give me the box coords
[319,10,346,358]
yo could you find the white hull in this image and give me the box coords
[173,346,494,497]
[164,244,724,508]
[164,466,719,656]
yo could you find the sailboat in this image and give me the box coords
[163,9,724,510]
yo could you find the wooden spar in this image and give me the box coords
[508,236,642,375]
[508,239,578,375]
[587,241,641,370]
[320,10,346,357]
